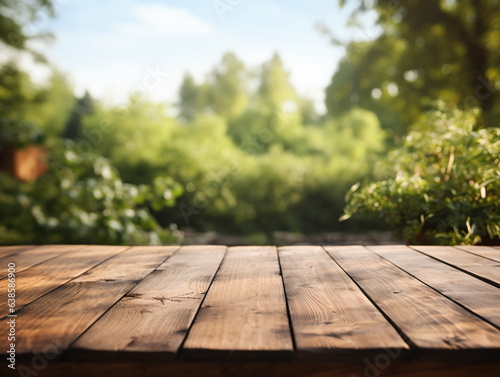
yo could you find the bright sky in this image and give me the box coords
[37,0,375,112]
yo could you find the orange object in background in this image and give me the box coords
[0,144,48,182]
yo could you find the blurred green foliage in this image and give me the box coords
[0,63,74,147]
[0,140,182,245]
[0,43,386,245]
[0,0,183,245]
[326,0,500,142]
[1,0,499,246]
[342,107,500,245]
[0,0,55,60]
[82,92,385,240]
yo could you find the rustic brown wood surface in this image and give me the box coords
[324,245,500,361]
[0,246,174,360]
[0,245,35,261]
[410,245,500,286]
[0,245,127,312]
[69,245,223,361]
[0,244,499,377]
[0,244,83,280]
[454,245,500,263]
[278,246,410,360]
[369,245,500,328]
[182,246,294,361]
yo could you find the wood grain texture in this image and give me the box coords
[0,245,127,313]
[72,245,180,283]
[324,245,500,361]
[0,245,83,280]
[0,246,177,360]
[0,245,35,258]
[67,245,225,362]
[1,243,500,370]
[410,245,500,286]
[454,245,500,263]
[369,245,500,328]
[278,246,410,360]
[0,245,36,279]
[182,246,294,361]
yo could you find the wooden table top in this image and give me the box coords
[1,244,499,377]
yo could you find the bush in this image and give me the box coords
[0,139,183,245]
[341,108,500,245]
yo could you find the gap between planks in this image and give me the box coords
[0,245,129,316]
[1,244,499,367]
[453,245,500,263]
[67,245,226,362]
[323,245,500,362]
[368,245,500,329]
[181,246,294,361]
[410,245,500,287]
[0,245,180,362]
[278,246,410,361]
[0,245,86,280]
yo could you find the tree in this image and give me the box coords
[178,73,205,122]
[257,52,296,112]
[0,63,44,146]
[205,52,248,120]
[325,38,414,139]
[62,91,93,140]
[0,1,64,146]
[34,69,76,136]
[326,0,500,136]
[0,64,75,145]
[0,0,55,59]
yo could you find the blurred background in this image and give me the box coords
[0,0,499,246]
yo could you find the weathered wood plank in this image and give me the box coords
[411,245,500,286]
[0,245,84,280]
[369,245,500,328]
[1,243,499,370]
[278,246,410,360]
[324,245,500,361]
[0,245,36,279]
[454,245,500,263]
[0,245,35,258]
[182,246,294,361]
[0,245,127,313]
[68,245,225,362]
[0,246,178,360]
[73,245,180,283]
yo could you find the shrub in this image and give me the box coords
[0,139,183,245]
[341,108,500,245]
